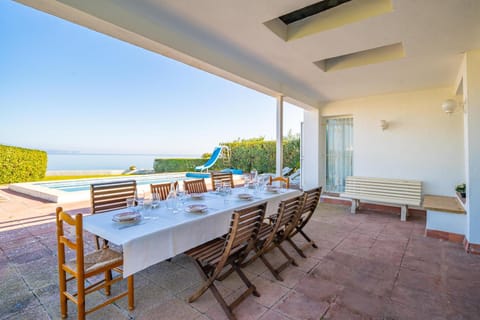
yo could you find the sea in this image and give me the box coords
[46,153,199,171]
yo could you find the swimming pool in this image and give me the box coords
[33,173,187,193]
[9,173,191,203]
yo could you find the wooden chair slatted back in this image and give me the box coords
[56,207,84,274]
[183,179,208,194]
[150,182,178,200]
[210,172,235,190]
[298,187,322,229]
[219,203,267,271]
[269,176,290,189]
[273,195,304,242]
[90,180,137,214]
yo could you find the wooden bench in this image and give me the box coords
[340,176,422,221]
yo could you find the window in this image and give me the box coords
[326,117,353,192]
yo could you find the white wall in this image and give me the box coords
[320,87,464,196]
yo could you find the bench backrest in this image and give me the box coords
[344,176,422,206]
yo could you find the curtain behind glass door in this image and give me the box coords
[326,118,353,192]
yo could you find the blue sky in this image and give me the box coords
[0,1,303,156]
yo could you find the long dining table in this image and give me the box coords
[83,187,302,276]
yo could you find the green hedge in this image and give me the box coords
[154,158,214,173]
[222,137,300,173]
[153,137,300,174]
[0,145,47,184]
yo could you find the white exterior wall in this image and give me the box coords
[320,87,464,196]
[426,211,466,235]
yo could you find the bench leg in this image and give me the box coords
[350,199,359,214]
[400,205,407,221]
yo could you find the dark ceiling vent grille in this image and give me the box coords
[279,0,352,25]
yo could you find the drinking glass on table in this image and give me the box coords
[135,191,145,212]
[151,193,160,209]
[243,174,250,190]
[177,190,186,208]
[126,197,135,210]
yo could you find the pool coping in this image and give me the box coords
[9,173,245,203]
[9,173,189,203]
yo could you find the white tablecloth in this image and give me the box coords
[83,188,301,276]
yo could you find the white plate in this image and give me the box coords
[185,204,208,213]
[237,193,253,200]
[265,187,279,193]
[190,193,205,200]
[112,211,141,223]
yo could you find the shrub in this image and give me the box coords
[221,137,300,173]
[0,145,47,184]
[154,158,208,173]
[153,136,300,174]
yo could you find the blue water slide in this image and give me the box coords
[195,146,223,172]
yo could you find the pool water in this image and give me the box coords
[33,173,187,193]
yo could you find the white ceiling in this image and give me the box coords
[17,0,480,109]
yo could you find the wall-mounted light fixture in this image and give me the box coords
[442,99,457,114]
[380,120,389,130]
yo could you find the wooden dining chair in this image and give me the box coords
[210,171,235,190]
[56,207,134,320]
[286,187,322,258]
[241,194,304,281]
[185,202,267,320]
[183,178,208,194]
[268,176,290,189]
[151,181,178,200]
[90,180,137,249]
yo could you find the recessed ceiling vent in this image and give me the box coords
[265,0,393,41]
[278,0,352,25]
[314,42,405,72]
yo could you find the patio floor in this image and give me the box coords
[1,187,480,319]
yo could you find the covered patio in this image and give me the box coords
[3,1,480,319]
[2,188,479,319]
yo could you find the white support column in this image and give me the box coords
[276,96,284,177]
[302,108,321,189]
[464,49,480,246]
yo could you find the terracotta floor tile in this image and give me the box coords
[274,290,329,320]
[2,195,480,320]
[258,309,291,320]
[334,286,387,318]
[260,263,307,289]
[294,275,343,303]
[395,267,443,294]
[136,296,200,320]
[2,305,50,320]
[322,302,366,320]
[245,275,289,307]
[390,285,452,317]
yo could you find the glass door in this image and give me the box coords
[326,117,353,192]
